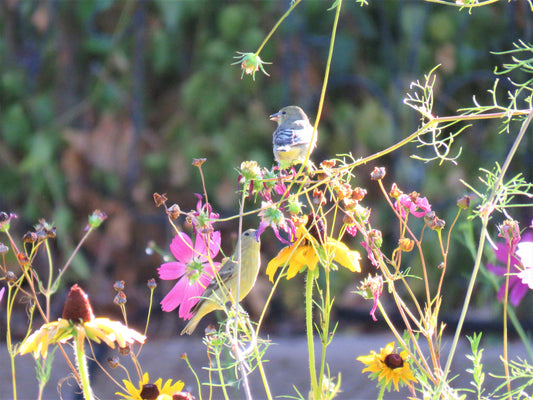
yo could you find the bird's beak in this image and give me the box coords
[269,112,280,122]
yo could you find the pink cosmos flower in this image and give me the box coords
[158,230,221,319]
[394,194,432,219]
[487,231,532,307]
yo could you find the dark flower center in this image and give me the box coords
[62,284,94,323]
[140,383,160,399]
[384,353,404,369]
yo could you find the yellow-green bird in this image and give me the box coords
[270,105,317,168]
[181,229,261,335]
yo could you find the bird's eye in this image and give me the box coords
[282,111,287,115]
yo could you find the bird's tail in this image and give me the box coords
[180,315,201,335]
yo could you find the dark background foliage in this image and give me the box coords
[1,0,532,337]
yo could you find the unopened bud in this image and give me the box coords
[370,167,386,180]
[457,195,471,209]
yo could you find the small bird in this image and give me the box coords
[270,105,317,168]
[181,229,261,335]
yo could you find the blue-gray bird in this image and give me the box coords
[270,106,316,168]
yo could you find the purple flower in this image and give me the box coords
[257,201,294,245]
[158,231,221,319]
[487,231,532,306]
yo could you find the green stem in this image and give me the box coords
[6,286,18,400]
[436,110,533,398]
[214,350,230,400]
[302,0,342,169]
[318,269,332,395]
[306,269,319,399]
[256,0,301,55]
[74,332,94,400]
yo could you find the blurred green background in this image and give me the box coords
[1,0,531,337]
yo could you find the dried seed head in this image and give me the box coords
[153,192,168,207]
[113,280,125,292]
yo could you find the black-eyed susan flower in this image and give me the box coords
[18,284,146,359]
[116,372,185,400]
[18,284,146,400]
[266,215,361,281]
[357,341,417,392]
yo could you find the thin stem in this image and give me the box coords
[502,251,511,394]
[183,354,203,400]
[255,0,301,55]
[303,0,342,169]
[214,350,230,400]
[305,268,319,399]
[74,332,94,400]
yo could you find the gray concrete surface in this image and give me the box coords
[3,332,529,400]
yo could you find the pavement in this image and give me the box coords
[4,330,530,400]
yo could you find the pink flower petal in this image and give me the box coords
[509,277,528,307]
[160,282,187,312]
[195,231,221,261]
[158,261,187,280]
[169,232,194,263]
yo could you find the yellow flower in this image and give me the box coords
[357,342,417,392]
[19,284,145,359]
[116,372,185,400]
[266,217,361,281]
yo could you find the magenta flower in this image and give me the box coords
[158,231,221,319]
[191,194,219,237]
[257,201,295,244]
[487,231,532,307]
[394,194,432,219]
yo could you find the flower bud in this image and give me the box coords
[167,204,181,220]
[389,183,403,198]
[370,167,386,180]
[192,158,206,167]
[113,280,125,291]
[6,271,17,283]
[87,210,107,229]
[108,356,120,368]
[0,243,9,254]
[147,278,157,289]
[351,187,367,201]
[457,195,471,209]
[398,238,414,252]
[114,291,127,306]
[119,344,131,355]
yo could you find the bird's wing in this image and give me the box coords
[195,257,237,303]
[273,125,312,148]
